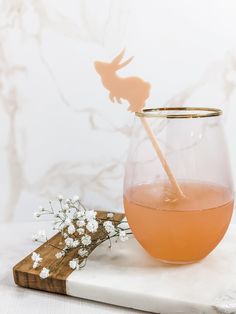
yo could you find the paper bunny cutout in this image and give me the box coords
[94,49,151,112]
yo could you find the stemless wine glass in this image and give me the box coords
[123,107,234,264]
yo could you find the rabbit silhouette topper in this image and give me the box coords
[95,50,185,197]
[94,49,151,112]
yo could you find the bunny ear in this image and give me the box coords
[111,49,125,65]
[116,56,134,70]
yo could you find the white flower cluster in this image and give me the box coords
[31,252,50,279]
[40,267,50,279]
[31,195,131,278]
[31,252,42,269]
[32,230,47,242]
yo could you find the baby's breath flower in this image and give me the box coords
[76,219,85,227]
[69,259,78,270]
[68,224,76,235]
[32,230,47,242]
[31,252,42,269]
[33,194,131,278]
[31,252,42,262]
[63,204,69,210]
[65,237,74,247]
[78,248,88,257]
[103,221,115,234]
[32,233,38,242]
[86,219,98,233]
[72,240,79,248]
[119,230,129,242]
[39,267,50,279]
[55,251,65,259]
[85,210,97,221]
[33,212,41,219]
[64,217,71,226]
[75,209,85,218]
[65,198,71,204]
[32,261,39,269]
[57,195,64,201]
[65,237,79,248]
[77,228,84,235]
[81,234,91,246]
[107,212,114,218]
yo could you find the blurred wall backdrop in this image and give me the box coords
[0,0,236,221]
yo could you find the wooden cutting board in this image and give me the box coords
[13,214,236,314]
[13,211,125,295]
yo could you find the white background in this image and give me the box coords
[0,0,236,222]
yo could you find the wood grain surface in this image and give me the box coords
[13,211,124,294]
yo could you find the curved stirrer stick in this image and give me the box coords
[94,49,185,198]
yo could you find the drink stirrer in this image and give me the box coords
[94,49,185,198]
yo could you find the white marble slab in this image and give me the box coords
[67,224,236,314]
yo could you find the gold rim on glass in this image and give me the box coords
[135,107,223,119]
